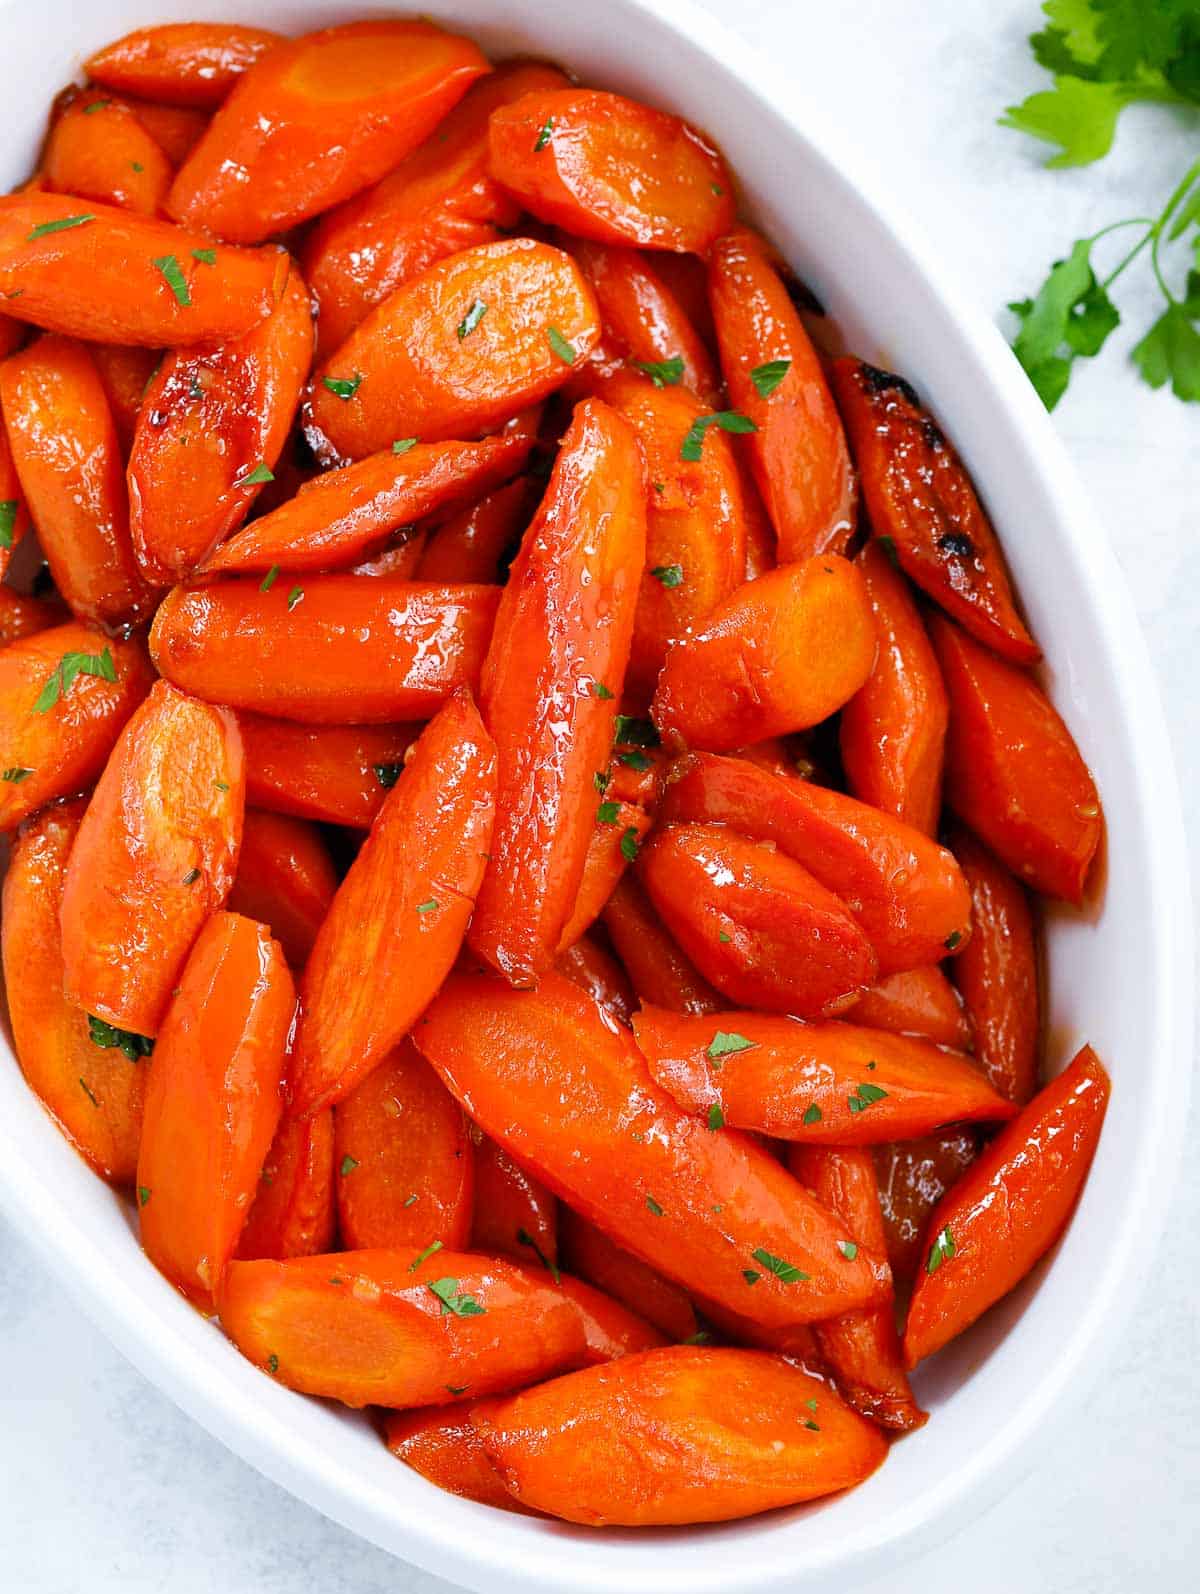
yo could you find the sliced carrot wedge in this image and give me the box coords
[85,23,281,108]
[849,966,974,1051]
[600,874,722,1016]
[0,423,32,583]
[874,1130,980,1291]
[555,933,637,1028]
[384,1400,535,1513]
[124,102,210,166]
[237,714,421,827]
[236,1109,335,1262]
[558,1274,670,1364]
[44,92,173,215]
[469,1130,559,1272]
[226,808,337,970]
[417,476,537,585]
[0,585,65,646]
[558,1207,700,1342]
[91,344,160,453]
[557,800,652,951]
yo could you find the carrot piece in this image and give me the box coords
[831,357,1039,665]
[236,1109,335,1262]
[0,585,66,646]
[487,90,735,253]
[150,576,500,724]
[903,1045,1110,1365]
[200,415,536,577]
[930,614,1102,902]
[350,533,429,579]
[840,540,948,835]
[43,93,173,215]
[788,1145,926,1432]
[0,424,33,584]
[604,738,665,808]
[137,912,294,1308]
[333,1040,473,1250]
[1,336,156,626]
[237,714,421,827]
[226,808,337,969]
[601,875,722,1016]
[128,267,313,583]
[86,23,281,108]
[652,557,876,751]
[653,251,717,351]
[558,1274,670,1364]
[631,1006,1015,1142]
[304,61,569,357]
[739,457,778,581]
[0,314,26,361]
[0,623,153,831]
[60,680,245,1036]
[874,1130,979,1290]
[219,1247,588,1407]
[946,825,1040,1103]
[469,1130,559,1271]
[90,344,160,453]
[638,822,877,1016]
[849,966,973,1051]
[468,399,645,983]
[416,476,536,584]
[126,103,210,165]
[383,1400,534,1512]
[1,799,146,1184]
[558,1208,699,1341]
[476,1346,887,1525]
[657,752,972,975]
[709,229,856,561]
[289,690,496,1117]
[555,933,637,1028]
[557,800,652,951]
[309,239,600,459]
[415,971,888,1326]
[0,195,288,346]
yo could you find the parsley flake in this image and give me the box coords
[152,254,191,307]
[651,564,684,588]
[88,1014,153,1062]
[619,749,650,772]
[427,1276,485,1317]
[416,899,438,913]
[613,715,659,747]
[944,929,963,951]
[707,1103,725,1130]
[457,298,488,339]
[374,762,402,788]
[596,800,621,824]
[78,1078,98,1107]
[2,766,32,784]
[286,585,304,612]
[742,1269,761,1286]
[592,681,614,699]
[409,1239,443,1271]
[837,1240,858,1261]
[322,371,363,401]
[646,1195,664,1217]
[32,647,115,714]
[680,410,757,461]
[802,1102,823,1125]
[593,769,611,793]
[182,868,201,885]
[267,1354,279,1373]
[927,1226,957,1274]
[517,1226,561,1284]
[392,437,418,454]
[237,462,274,488]
[0,500,18,549]
[619,826,641,863]
[632,356,685,388]
[750,358,791,397]
[84,99,112,114]
[27,212,94,241]
[707,1031,755,1061]
[192,248,216,266]
[340,1155,359,1176]
[259,565,280,593]
[547,325,576,365]
[403,1193,417,1208]
[534,115,555,151]
[848,1082,888,1114]
[138,1186,151,1207]
[751,1247,809,1283]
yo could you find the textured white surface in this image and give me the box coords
[2,0,1197,1589]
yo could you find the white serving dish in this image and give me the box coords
[0,1,1192,1590]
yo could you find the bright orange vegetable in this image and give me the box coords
[555,933,637,1028]
[226,808,337,969]
[558,1207,700,1342]
[289,690,496,1116]
[840,539,948,835]
[44,92,173,215]
[310,239,600,458]
[237,714,421,827]
[90,344,160,453]
[709,229,856,561]
[557,800,652,951]
[2,799,146,1185]
[384,1401,534,1513]
[333,1040,474,1250]
[150,576,500,724]
[0,424,31,584]
[128,267,313,583]
[601,874,722,1015]
[469,1130,559,1271]
[0,585,65,646]
[904,1045,1110,1365]
[219,1247,588,1407]
[468,399,645,984]
[930,613,1102,902]
[126,102,210,165]
[417,476,537,585]
[415,972,889,1326]
[476,1347,887,1525]
[487,90,735,253]
[86,23,281,108]
[557,1274,670,1364]
[832,358,1040,665]
[60,680,245,1037]
[236,1110,335,1262]
[652,556,876,751]
[137,912,294,1308]
[874,1130,979,1289]
[850,966,973,1051]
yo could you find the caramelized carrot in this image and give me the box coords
[469,1131,559,1271]
[1,799,145,1184]
[384,1401,533,1512]
[125,103,211,165]
[874,1130,980,1290]
[469,399,645,984]
[60,680,245,1036]
[558,1274,670,1364]
[219,1247,588,1407]
[555,933,637,1028]
[849,966,973,1051]
[86,23,281,108]
[417,476,536,584]
[558,1207,699,1342]
[43,93,173,215]
[557,800,652,950]
[0,314,25,362]
[236,1110,335,1262]
[0,585,65,646]
[226,808,337,969]
[90,344,160,453]
[601,873,722,1016]
[237,714,421,827]
[0,423,32,584]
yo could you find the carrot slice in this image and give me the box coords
[601,874,722,1015]
[219,1247,588,1407]
[487,90,735,253]
[85,23,281,109]
[558,1274,670,1364]
[557,800,652,951]
[469,1130,559,1271]
[555,933,637,1028]
[90,344,160,453]
[126,102,210,165]
[383,1400,534,1512]
[903,1045,1110,1365]
[874,1130,979,1290]
[237,714,421,827]
[44,92,173,215]
[849,966,973,1051]
[2,799,146,1184]
[226,808,337,969]
[0,424,32,584]
[558,1207,699,1342]
[417,476,536,584]
[469,398,645,984]
[236,1110,335,1262]
[150,576,500,724]
[60,680,245,1036]
[0,585,65,646]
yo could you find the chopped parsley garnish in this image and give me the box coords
[392,437,418,454]
[182,868,201,885]
[632,356,684,388]
[27,212,94,241]
[804,1418,821,1432]
[742,1269,761,1285]
[131,161,144,174]
[88,1015,153,1061]
[214,779,230,792]
[517,1226,561,1284]
[707,1103,725,1130]
[138,1186,151,1207]
[592,681,614,699]
[322,371,363,401]
[457,298,488,339]
[32,647,115,714]
[593,769,611,793]
[646,1195,664,1217]
[682,1330,714,1345]
[711,182,724,196]
[547,325,576,365]
[2,766,32,784]
[237,462,274,488]
[339,1155,359,1176]
[944,929,963,951]
[78,1078,98,1107]
[613,715,659,747]
[751,1247,809,1283]
[718,930,731,943]
[848,1082,888,1114]
[802,1102,823,1126]
[374,762,402,788]
[619,827,641,863]
[267,1354,279,1373]
[0,500,18,548]
[619,749,650,771]
[259,565,280,593]
[926,1226,957,1274]
[409,1239,443,1271]
[877,533,900,567]
[750,358,791,397]
[286,585,304,612]
[706,1031,755,1062]
[680,409,758,461]
[445,1384,469,1396]
[427,1276,485,1317]
[534,115,555,151]
[596,800,621,824]
[651,564,684,588]
[192,248,216,266]
[152,254,191,307]
[416,899,438,913]
[403,1193,417,1208]
[837,1240,858,1261]
[84,99,111,114]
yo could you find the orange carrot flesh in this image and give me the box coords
[555,933,637,1028]
[0,585,66,646]
[85,23,281,109]
[874,1130,980,1291]
[557,1274,670,1364]
[601,874,722,1015]
[557,800,652,951]
[558,1207,699,1342]
[237,714,422,827]
[383,1401,534,1513]
[236,1110,335,1262]
[44,93,173,215]
[226,808,337,970]
[849,966,974,1052]
[417,476,537,585]
[90,343,160,453]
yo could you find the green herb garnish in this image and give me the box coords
[680,410,757,461]
[27,212,94,241]
[927,1226,957,1274]
[152,254,191,307]
[88,1014,153,1062]
[706,1031,755,1061]
[651,564,684,588]
[427,1277,485,1317]
[751,1247,809,1283]
[32,648,115,714]
[750,358,791,396]
[322,371,363,401]
[632,356,684,388]
[457,298,488,339]
[547,325,576,365]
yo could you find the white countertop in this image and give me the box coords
[3,1,1197,1589]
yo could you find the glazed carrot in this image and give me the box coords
[309,239,600,459]
[657,752,972,975]
[0,623,153,831]
[946,825,1039,1103]
[0,314,25,361]
[0,426,33,583]
[0,585,65,646]
[603,738,665,808]
[469,1130,559,1271]
[738,457,777,580]
[126,102,210,165]
[555,933,637,1028]
[226,808,337,970]
[86,23,281,108]
[638,823,877,1016]
[350,533,430,579]
[60,680,245,1036]
[904,1046,1110,1365]
[238,714,421,827]
[333,1040,474,1250]
[558,1208,699,1342]
[150,577,500,724]
[709,229,855,561]
[0,194,288,346]
[651,557,876,751]
[219,1248,588,1407]
[304,61,569,357]
[43,93,173,215]
[601,875,722,1015]
[930,614,1102,902]
[788,1145,926,1432]
[558,1274,670,1364]
[137,913,293,1308]
[236,1110,335,1262]
[1,799,145,1185]
[849,966,973,1051]
[90,344,160,453]
[557,801,652,951]
[417,476,536,584]
[1,336,156,627]
[653,251,717,350]
[831,358,1039,665]
[384,1401,533,1513]
[415,972,889,1326]
[128,267,313,583]
[475,1347,887,1525]
[840,540,948,835]
[289,690,496,1117]
[487,90,735,253]
[468,399,645,984]
[631,1006,1015,1142]
[874,1130,979,1289]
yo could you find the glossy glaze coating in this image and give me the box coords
[226,808,337,969]
[417,476,538,585]
[237,714,421,826]
[236,1109,336,1262]
[557,1207,698,1341]
[600,873,723,1015]
[85,22,281,108]
[849,965,974,1051]
[44,91,173,214]
[873,1129,980,1289]
[469,1129,559,1268]
[555,932,638,1028]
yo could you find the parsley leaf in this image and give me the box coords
[2,766,32,783]
[750,358,791,396]
[322,371,363,401]
[236,461,274,488]
[751,1247,809,1283]
[192,247,216,266]
[409,1239,443,1271]
[1132,300,1200,398]
[596,800,621,824]
[927,1225,957,1274]
[87,1014,153,1062]
[517,1226,561,1284]
[374,762,403,788]
[547,326,576,365]
[457,298,488,339]
[534,115,555,151]
[392,437,418,454]
[27,212,94,241]
[1008,236,1122,408]
[837,1240,858,1261]
[0,500,18,549]
[848,1081,889,1114]
[153,254,192,307]
[286,585,304,612]
[613,715,659,747]
[632,356,685,387]
[619,827,641,863]
[645,1195,664,1216]
[416,899,438,913]
[680,410,757,461]
[259,564,280,592]
[802,1102,822,1126]
[427,1276,486,1317]
[32,647,115,714]
[707,1103,725,1130]
[707,1031,755,1061]
[651,564,684,588]
[592,681,613,700]
[339,1155,359,1176]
